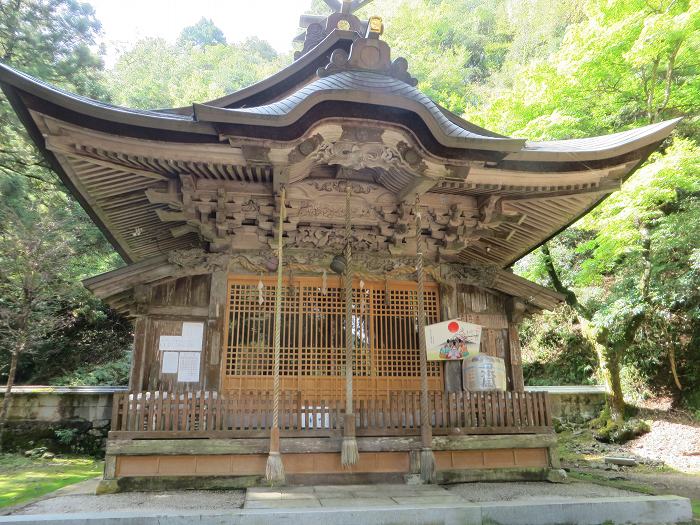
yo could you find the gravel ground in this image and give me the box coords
[13,490,245,515]
[622,418,700,473]
[446,481,641,502]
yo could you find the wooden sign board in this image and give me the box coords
[425,319,482,361]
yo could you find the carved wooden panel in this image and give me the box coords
[145,176,524,260]
[457,285,507,315]
[150,275,211,308]
[223,275,442,399]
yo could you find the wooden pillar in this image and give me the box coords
[129,316,148,392]
[506,298,526,391]
[128,285,151,392]
[415,198,436,483]
[440,281,462,393]
[204,270,228,391]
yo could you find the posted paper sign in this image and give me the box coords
[425,320,482,361]
[161,351,179,374]
[177,352,201,383]
[158,322,204,381]
[158,322,204,352]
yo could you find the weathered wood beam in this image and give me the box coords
[170,224,198,238]
[500,180,621,204]
[272,166,289,194]
[397,176,439,202]
[156,209,186,222]
[45,120,247,165]
[147,305,209,317]
[46,137,168,181]
[105,433,557,457]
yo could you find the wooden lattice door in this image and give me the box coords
[222,275,442,400]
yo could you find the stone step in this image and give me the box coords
[0,495,691,525]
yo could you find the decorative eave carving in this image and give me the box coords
[167,249,233,273]
[442,262,499,288]
[306,132,426,177]
[309,141,406,172]
[146,175,526,261]
[165,248,428,281]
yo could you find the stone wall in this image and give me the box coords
[526,385,607,422]
[0,385,605,455]
[0,386,126,456]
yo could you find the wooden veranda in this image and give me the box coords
[110,389,553,439]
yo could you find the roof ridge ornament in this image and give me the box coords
[317,16,418,86]
[294,1,372,60]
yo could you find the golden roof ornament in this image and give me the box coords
[295,0,374,59]
[367,16,383,37]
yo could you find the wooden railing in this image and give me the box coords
[110,390,552,439]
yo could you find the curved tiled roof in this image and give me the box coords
[507,119,681,162]
[193,70,526,153]
[0,62,216,136]
[0,53,680,266]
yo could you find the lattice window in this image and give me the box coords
[224,276,441,384]
[370,287,441,377]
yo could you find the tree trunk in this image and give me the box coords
[0,347,20,449]
[542,243,627,418]
[583,323,624,420]
[541,243,588,319]
[605,348,625,420]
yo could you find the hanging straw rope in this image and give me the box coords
[341,183,360,467]
[415,195,436,483]
[265,186,286,484]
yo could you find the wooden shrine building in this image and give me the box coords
[0,2,678,491]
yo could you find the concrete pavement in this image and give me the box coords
[2,482,693,524]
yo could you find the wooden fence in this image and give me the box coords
[110,390,553,439]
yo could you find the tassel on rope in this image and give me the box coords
[359,279,366,315]
[257,274,264,305]
[341,183,359,467]
[415,195,436,483]
[266,186,286,485]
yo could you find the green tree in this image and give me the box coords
[374,0,513,113]
[177,17,227,47]
[467,0,700,138]
[515,139,700,417]
[0,1,128,393]
[464,0,700,417]
[109,36,289,110]
[0,0,106,184]
[0,197,77,440]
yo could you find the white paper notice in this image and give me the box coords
[159,322,204,352]
[177,352,201,382]
[161,351,179,374]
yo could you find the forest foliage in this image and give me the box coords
[0,0,698,414]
